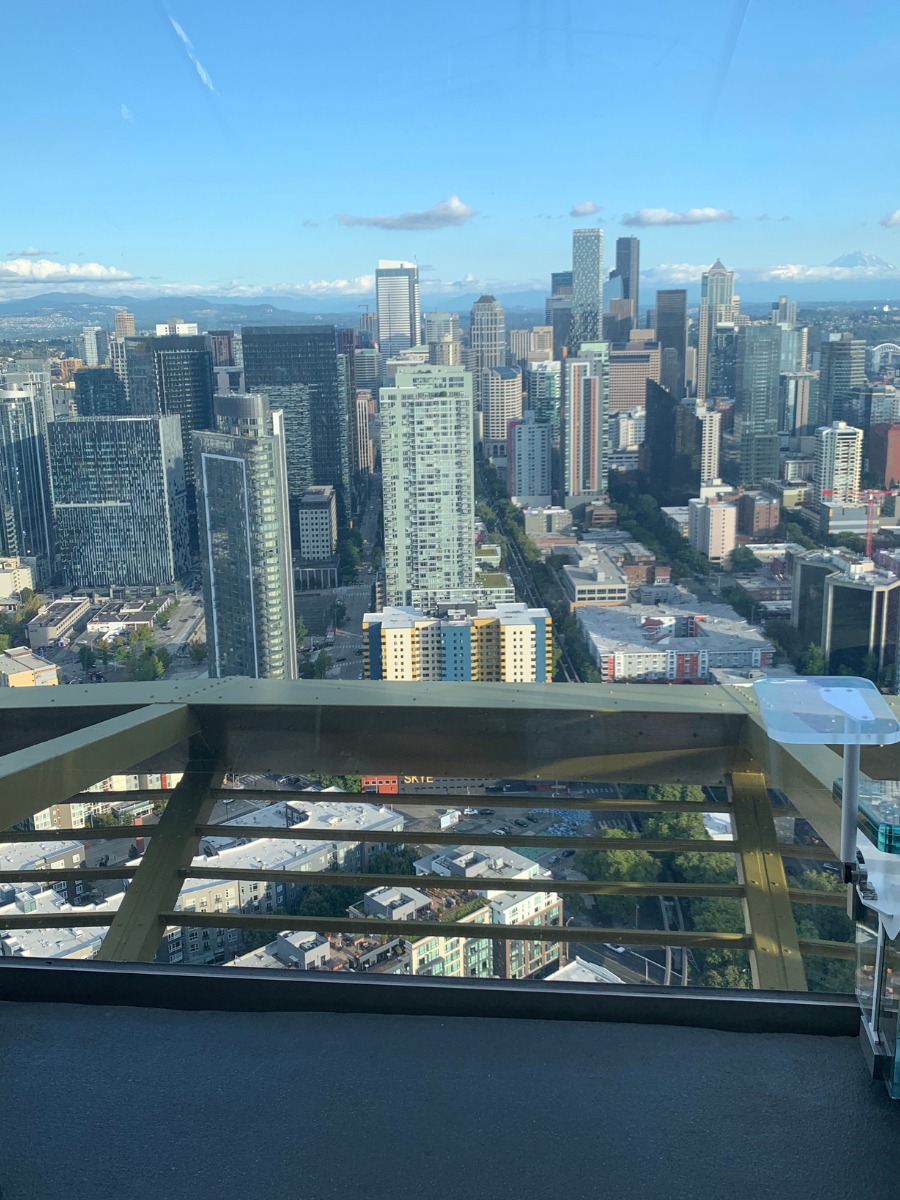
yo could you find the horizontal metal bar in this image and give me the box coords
[195,825,741,852]
[159,911,754,949]
[0,867,137,884]
[0,826,148,842]
[177,868,747,898]
[0,913,114,929]
[797,939,855,962]
[787,888,847,908]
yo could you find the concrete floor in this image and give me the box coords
[1,1003,899,1200]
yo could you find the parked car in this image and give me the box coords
[491,829,507,836]
[514,818,528,828]
[479,808,495,816]
[561,849,575,858]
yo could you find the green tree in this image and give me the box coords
[0,632,9,653]
[367,846,418,875]
[19,586,34,605]
[729,546,761,573]
[95,638,112,666]
[312,650,332,678]
[77,645,96,672]
[800,643,828,676]
[188,641,207,665]
[295,615,308,646]
[155,646,172,672]
[576,829,660,924]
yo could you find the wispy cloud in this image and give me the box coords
[8,247,55,258]
[756,213,770,221]
[120,103,134,123]
[301,219,319,228]
[880,209,900,228]
[0,257,136,285]
[643,258,900,286]
[569,200,600,217]
[622,207,735,227]
[169,15,217,94]
[337,195,476,231]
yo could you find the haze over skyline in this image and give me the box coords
[3,0,900,303]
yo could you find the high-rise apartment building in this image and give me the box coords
[380,365,475,608]
[114,310,135,338]
[611,236,639,320]
[697,260,735,401]
[819,334,866,425]
[771,295,798,327]
[297,485,338,562]
[571,229,604,349]
[656,289,687,399]
[483,366,522,456]
[81,326,107,367]
[376,261,421,360]
[0,389,55,585]
[700,409,721,485]
[424,312,462,366]
[561,344,608,508]
[507,412,551,506]
[688,497,737,565]
[780,371,816,435]
[525,360,561,441]
[355,390,373,474]
[608,335,660,412]
[354,347,381,392]
[194,393,296,680]
[814,421,863,505]
[48,415,189,587]
[509,329,531,363]
[241,325,349,527]
[73,367,127,417]
[735,325,781,486]
[363,602,553,683]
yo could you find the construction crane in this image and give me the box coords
[819,487,900,558]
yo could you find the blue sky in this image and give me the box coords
[3,0,900,302]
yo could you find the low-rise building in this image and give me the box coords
[226,930,331,972]
[561,549,630,608]
[364,602,553,683]
[523,506,573,536]
[0,557,34,599]
[688,497,737,565]
[86,600,158,638]
[0,839,86,903]
[0,646,58,687]
[577,601,775,682]
[26,596,91,649]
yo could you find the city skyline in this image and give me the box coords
[2,2,900,304]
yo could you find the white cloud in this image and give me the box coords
[880,209,900,228]
[569,200,600,217]
[0,258,135,285]
[622,207,734,227]
[169,15,217,94]
[338,195,476,231]
[120,104,134,123]
[642,260,900,286]
[8,246,54,257]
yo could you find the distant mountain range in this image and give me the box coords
[1,254,899,337]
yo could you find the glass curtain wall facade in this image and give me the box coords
[0,391,55,585]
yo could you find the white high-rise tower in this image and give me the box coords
[376,260,421,361]
[380,364,475,608]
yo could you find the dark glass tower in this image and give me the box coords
[655,290,687,399]
[0,391,55,584]
[641,381,703,505]
[819,334,866,424]
[612,237,640,314]
[74,367,127,416]
[48,415,189,588]
[736,325,781,486]
[241,325,349,529]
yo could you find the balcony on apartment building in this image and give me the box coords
[1,679,900,1200]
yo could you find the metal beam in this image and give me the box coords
[0,704,199,831]
[158,910,754,950]
[97,745,222,963]
[730,770,807,992]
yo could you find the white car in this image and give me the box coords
[462,807,478,816]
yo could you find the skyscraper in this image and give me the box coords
[208,330,236,368]
[814,421,863,505]
[655,289,687,398]
[113,310,135,338]
[608,335,660,412]
[81,326,107,367]
[561,344,608,507]
[611,236,639,320]
[483,366,522,457]
[73,367,127,417]
[380,364,475,608]
[48,415,189,587]
[194,392,297,680]
[241,325,349,527]
[735,325,781,486]
[508,412,551,507]
[525,360,561,439]
[570,229,604,349]
[819,334,866,425]
[696,260,735,401]
[469,295,507,410]
[771,295,797,327]
[376,260,421,359]
[641,383,716,505]
[0,389,55,585]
